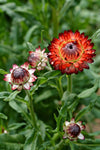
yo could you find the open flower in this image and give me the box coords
[28,46,48,70]
[4,62,37,91]
[48,30,96,74]
[63,118,85,140]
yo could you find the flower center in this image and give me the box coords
[28,53,40,67]
[63,42,77,52]
[11,67,30,84]
[68,123,81,137]
[61,42,81,62]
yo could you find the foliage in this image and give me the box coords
[0,0,100,150]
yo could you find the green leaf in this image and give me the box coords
[75,106,90,122]
[61,91,76,106]
[4,91,20,101]
[75,96,97,122]
[89,131,100,136]
[43,70,61,80]
[74,139,100,147]
[26,42,35,51]
[78,82,98,98]
[0,134,25,150]
[31,77,47,94]
[9,100,32,124]
[9,100,27,113]
[84,69,100,79]
[38,120,46,140]
[24,25,39,42]
[92,29,100,40]
[24,129,38,150]
[0,113,7,120]
[0,69,8,75]
[0,91,10,99]
[8,123,26,131]
[34,90,53,103]
[0,0,7,3]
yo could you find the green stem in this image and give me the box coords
[58,77,63,98]
[52,133,60,142]
[69,142,74,150]
[74,142,100,147]
[26,90,37,128]
[67,75,72,93]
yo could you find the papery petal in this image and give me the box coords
[10,68,13,73]
[77,121,82,126]
[21,62,29,70]
[29,51,34,54]
[78,133,85,140]
[65,121,70,127]
[29,75,37,82]
[28,69,36,74]
[70,118,75,123]
[4,74,11,82]
[12,64,18,69]
[11,84,19,90]
[80,125,86,130]
[23,83,30,90]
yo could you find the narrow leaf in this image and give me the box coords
[4,91,20,101]
[78,82,98,98]
[0,69,8,75]
[0,113,7,120]
[24,129,38,150]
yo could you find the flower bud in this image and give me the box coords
[63,118,85,140]
[4,62,37,91]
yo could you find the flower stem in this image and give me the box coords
[69,141,74,150]
[58,77,63,98]
[26,90,37,128]
[67,75,72,93]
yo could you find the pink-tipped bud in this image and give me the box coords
[28,46,48,70]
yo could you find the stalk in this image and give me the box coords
[26,90,37,128]
[67,75,72,93]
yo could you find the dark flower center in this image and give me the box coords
[69,123,80,137]
[11,67,30,84]
[61,42,81,61]
[63,42,77,52]
[28,53,40,67]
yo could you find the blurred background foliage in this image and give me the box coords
[0,0,100,149]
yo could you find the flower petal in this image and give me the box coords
[29,75,37,82]
[23,83,30,90]
[21,62,29,70]
[11,84,19,90]
[4,74,11,82]
[65,121,70,127]
[80,125,86,130]
[70,118,75,123]
[78,133,85,140]
[13,64,18,69]
[28,69,36,74]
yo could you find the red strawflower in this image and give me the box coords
[48,30,96,74]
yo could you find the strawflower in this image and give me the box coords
[4,62,37,91]
[48,30,96,74]
[28,46,48,70]
[63,118,85,140]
